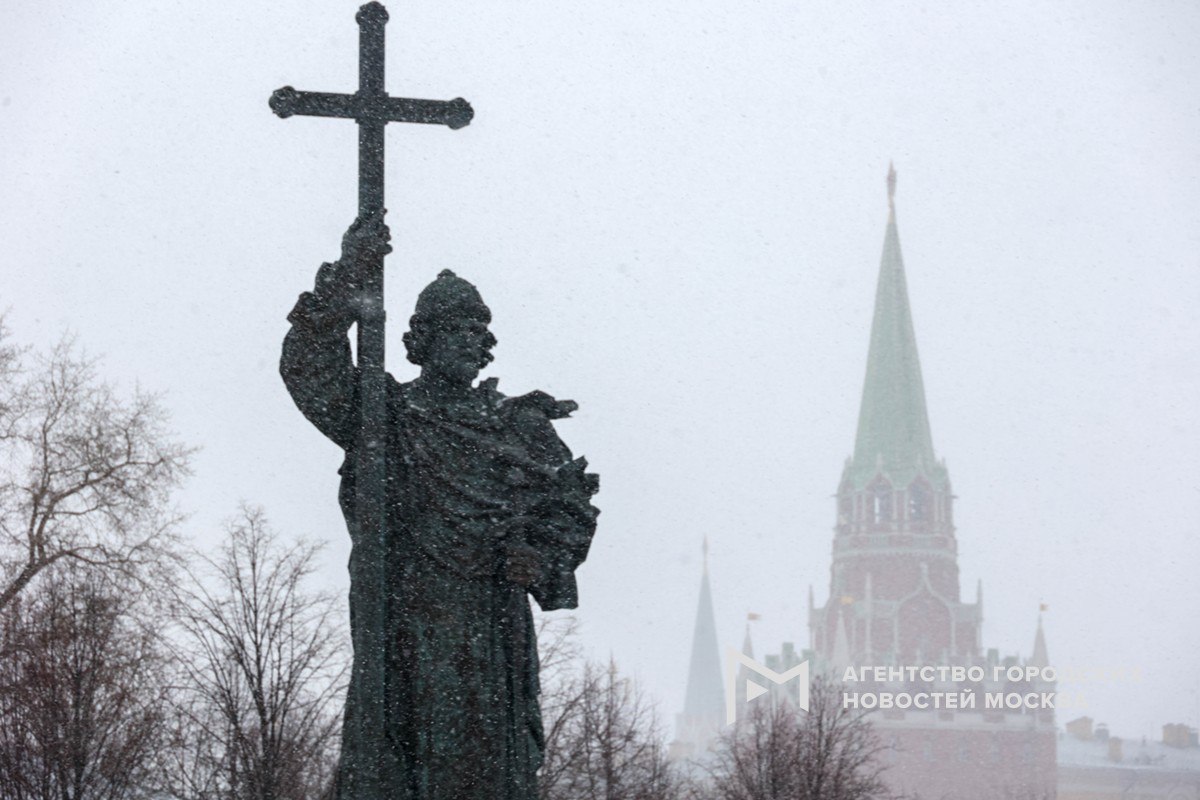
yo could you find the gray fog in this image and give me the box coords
[1,0,1197,739]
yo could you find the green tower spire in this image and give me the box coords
[846,164,943,490]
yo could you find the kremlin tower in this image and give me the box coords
[672,167,1057,799]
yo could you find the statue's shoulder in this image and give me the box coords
[483,378,581,463]
[386,373,410,397]
[478,376,507,408]
[485,377,578,421]
[384,374,424,418]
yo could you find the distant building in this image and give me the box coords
[1058,718,1200,799]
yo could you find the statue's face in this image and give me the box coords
[422,314,494,385]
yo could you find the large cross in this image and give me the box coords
[269,3,472,794]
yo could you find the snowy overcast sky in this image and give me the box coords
[2,0,1198,739]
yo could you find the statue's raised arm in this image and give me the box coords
[279,212,392,450]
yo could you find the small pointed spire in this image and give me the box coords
[1030,613,1050,669]
[887,161,897,213]
[864,573,874,659]
[681,546,724,720]
[702,535,709,574]
[808,586,817,651]
[831,607,851,671]
[734,623,759,717]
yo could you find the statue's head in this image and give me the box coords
[404,270,497,384]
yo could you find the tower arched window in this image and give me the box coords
[908,481,931,522]
[869,480,892,524]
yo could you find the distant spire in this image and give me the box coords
[1030,613,1050,669]
[975,580,985,653]
[702,535,709,574]
[808,586,817,651]
[847,163,939,489]
[681,546,725,720]
[887,161,897,214]
[831,607,851,671]
[733,623,760,716]
[864,573,874,659]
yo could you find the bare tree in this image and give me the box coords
[536,617,679,800]
[0,327,191,611]
[536,614,588,796]
[163,505,348,800]
[0,315,20,406]
[701,701,804,800]
[0,563,170,800]
[703,676,899,800]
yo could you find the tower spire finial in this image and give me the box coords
[887,161,897,212]
[702,535,709,574]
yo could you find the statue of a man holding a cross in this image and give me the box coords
[271,4,598,799]
[281,212,598,799]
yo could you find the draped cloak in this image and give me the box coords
[280,290,599,800]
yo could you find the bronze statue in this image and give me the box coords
[270,6,597,795]
[281,211,598,798]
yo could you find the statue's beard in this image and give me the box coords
[425,351,490,385]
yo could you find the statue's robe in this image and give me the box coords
[280,290,599,800]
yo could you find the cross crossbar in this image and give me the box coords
[269,87,473,129]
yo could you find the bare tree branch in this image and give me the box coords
[701,676,905,800]
[0,329,192,612]
[536,617,681,800]
[0,563,171,800]
[161,505,348,800]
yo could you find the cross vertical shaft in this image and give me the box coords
[357,2,386,219]
[352,4,389,796]
[269,3,473,795]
